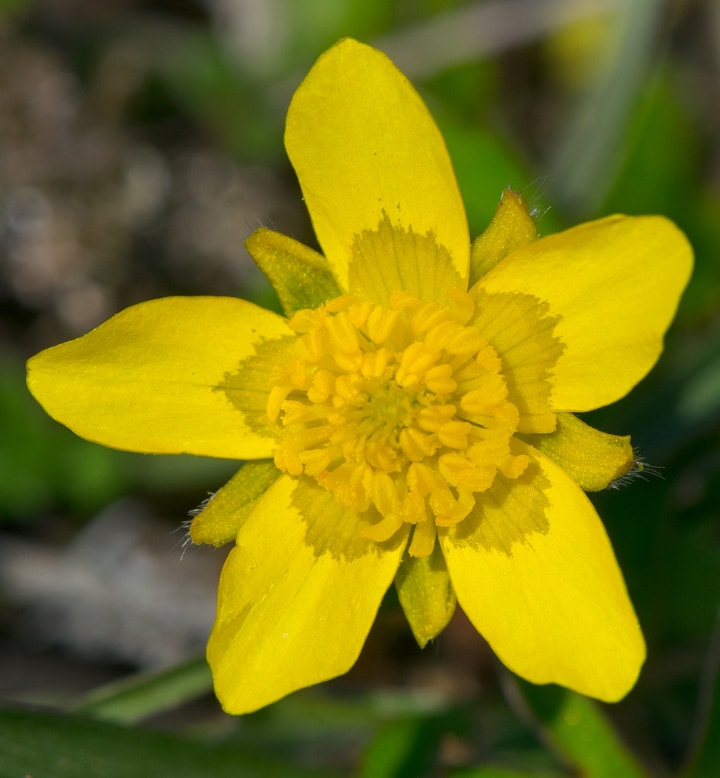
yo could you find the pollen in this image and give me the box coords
[268,290,529,556]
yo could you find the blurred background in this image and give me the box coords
[1,0,720,775]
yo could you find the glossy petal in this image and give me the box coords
[285,38,468,301]
[478,215,693,410]
[27,297,289,458]
[208,476,408,713]
[522,412,634,491]
[440,444,645,702]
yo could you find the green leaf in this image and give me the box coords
[74,656,213,724]
[0,706,339,778]
[680,615,720,776]
[546,0,663,217]
[358,709,466,778]
[512,682,648,778]
[451,769,561,778]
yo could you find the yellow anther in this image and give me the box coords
[299,447,333,475]
[268,290,530,558]
[445,326,485,356]
[361,349,389,379]
[424,364,457,394]
[402,489,428,524]
[417,405,455,432]
[307,369,335,403]
[334,349,364,373]
[296,426,333,450]
[437,420,471,449]
[365,440,398,472]
[412,301,450,333]
[499,453,530,479]
[408,518,436,557]
[430,486,474,526]
[347,300,373,328]
[288,358,309,389]
[407,462,437,493]
[267,385,289,423]
[326,311,359,352]
[474,343,502,372]
[438,453,495,492]
[334,374,359,401]
[325,294,357,313]
[366,306,400,344]
[423,321,456,351]
[389,290,419,310]
[371,471,401,516]
[399,427,436,461]
[396,342,439,387]
[280,400,324,426]
[459,390,487,416]
[288,308,321,333]
[445,287,475,324]
[362,511,405,542]
[273,445,304,477]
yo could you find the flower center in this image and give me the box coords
[267,289,529,557]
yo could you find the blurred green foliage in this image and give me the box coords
[2,0,720,775]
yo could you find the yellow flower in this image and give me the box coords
[27,39,692,714]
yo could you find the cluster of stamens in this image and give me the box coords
[267,289,529,557]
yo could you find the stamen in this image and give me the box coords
[268,290,529,557]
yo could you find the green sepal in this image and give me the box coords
[522,412,634,492]
[189,460,279,546]
[246,228,341,316]
[469,189,537,286]
[395,543,456,648]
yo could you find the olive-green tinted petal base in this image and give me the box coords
[521,413,634,491]
[348,213,464,306]
[208,476,408,714]
[245,228,341,317]
[395,545,457,648]
[189,461,280,547]
[469,189,537,286]
[441,444,645,702]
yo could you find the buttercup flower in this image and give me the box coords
[27,39,692,714]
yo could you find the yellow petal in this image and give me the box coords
[395,545,457,648]
[522,412,634,491]
[26,297,291,458]
[246,228,341,317]
[189,461,280,547]
[285,38,468,301]
[469,189,537,286]
[208,476,408,713]
[477,215,693,410]
[440,444,645,702]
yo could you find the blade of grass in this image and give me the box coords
[503,676,648,778]
[546,0,664,217]
[72,655,213,724]
[681,609,720,777]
